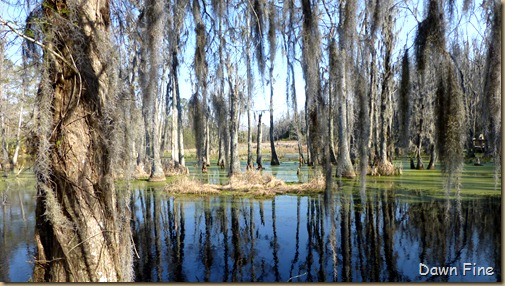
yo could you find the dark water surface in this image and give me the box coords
[130,187,500,282]
[0,172,501,282]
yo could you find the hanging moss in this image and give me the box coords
[435,65,465,190]
[398,48,410,148]
[414,0,445,71]
[482,1,501,158]
[252,0,265,76]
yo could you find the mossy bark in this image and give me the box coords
[32,0,133,281]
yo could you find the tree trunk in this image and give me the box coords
[427,143,436,169]
[145,0,165,182]
[269,67,280,166]
[416,110,424,170]
[171,75,179,163]
[33,0,133,281]
[328,39,339,165]
[205,113,210,165]
[0,114,8,174]
[246,16,254,170]
[174,58,185,166]
[256,113,263,169]
[288,62,304,164]
[11,106,23,170]
[376,13,395,176]
[304,99,312,165]
[228,64,240,175]
[335,48,356,178]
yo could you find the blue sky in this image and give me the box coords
[1,0,488,129]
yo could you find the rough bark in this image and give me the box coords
[335,0,355,178]
[376,12,395,176]
[32,0,133,281]
[335,48,355,178]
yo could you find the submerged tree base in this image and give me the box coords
[369,161,402,176]
[162,159,189,176]
[164,170,326,196]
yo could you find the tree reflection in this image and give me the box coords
[124,188,500,282]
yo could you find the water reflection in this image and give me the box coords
[0,179,501,282]
[0,179,36,282]
[129,188,500,282]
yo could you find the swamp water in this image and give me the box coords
[0,162,501,282]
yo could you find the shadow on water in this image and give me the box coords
[0,173,501,282]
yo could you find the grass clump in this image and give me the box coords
[164,170,326,196]
[165,176,219,195]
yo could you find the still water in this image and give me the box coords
[0,171,501,282]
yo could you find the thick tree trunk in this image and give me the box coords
[33,0,133,281]
[427,144,436,169]
[335,49,356,178]
[376,14,395,176]
[146,0,165,182]
[192,0,208,167]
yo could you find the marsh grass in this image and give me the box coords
[164,169,326,196]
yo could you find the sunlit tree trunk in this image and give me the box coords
[256,113,263,168]
[335,48,355,177]
[335,0,356,178]
[228,63,240,175]
[376,11,395,175]
[171,76,179,162]
[32,0,133,281]
[11,106,23,170]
